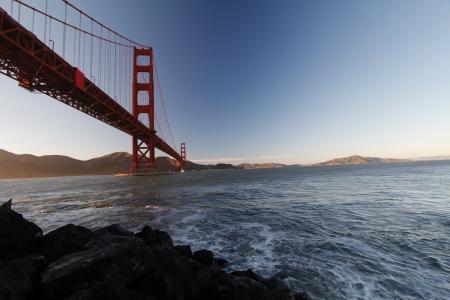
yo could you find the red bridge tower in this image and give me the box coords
[131,48,155,174]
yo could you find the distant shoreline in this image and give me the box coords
[1,148,449,180]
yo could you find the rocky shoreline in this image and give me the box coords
[0,199,310,300]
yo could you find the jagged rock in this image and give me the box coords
[0,200,43,260]
[294,292,313,300]
[0,199,12,210]
[135,226,173,247]
[65,280,147,300]
[84,234,133,248]
[267,289,297,300]
[84,224,134,248]
[135,225,157,245]
[132,251,211,300]
[94,224,133,237]
[213,258,229,270]
[262,276,289,290]
[0,254,47,300]
[0,204,303,300]
[132,258,185,300]
[230,269,297,299]
[174,245,192,258]
[41,237,154,299]
[204,272,271,300]
[232,269,264,282]
[262,276,297,300]
[154,229,174,247]
[39,224,93,262]
[193,249,214,266]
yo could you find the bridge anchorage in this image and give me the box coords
[0,0,187,174]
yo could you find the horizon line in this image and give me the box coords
[2,148,450,166]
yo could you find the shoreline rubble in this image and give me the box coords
[0,199,311,300]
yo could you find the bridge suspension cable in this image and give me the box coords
[155,61,177,150]
[1,0,184,169]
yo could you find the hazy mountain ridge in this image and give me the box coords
[315,155,407,166]
[0,149,210,179]
[2,150,448,179]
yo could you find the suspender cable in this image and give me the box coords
[44,0,48,44]
[63,2,67,58]
[11,1,147,49]
[82,32,86,72]
[73,26,76,66]
[128,46,130,112]
[108,31,111,96]
[154,62,176,149]
[114,35,117,100]
[104,33,107,92]
[31,10,35,33]
[78,11,81,68]
[62,0,150,49]
[99,26,102,91]
[17,1,21,22]
[118,39,121,105]
[155,115,166,142]
[90,19,93,79]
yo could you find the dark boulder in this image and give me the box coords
[1,199,12,210]
[39,224,93,262]
[135,225,157,245]
[294,292,313,300]
[204,272,271,300]
[174,245,192,258]
[262,276,289,290]
[215,258,229,267]
[65,280,147,300]
[84,224,134,248]
[212,258,229,270]
[0,200,43,260]
[132,258,185,300]
[132,244,211,300]
[135,226,173,247]
[263,276,296,300]
[193,249,214,266]
[41,237,154,299]
[154,229,174,247]
[231,269,264,282]
[0,254,47,300]
[93,224,133,237]
[228,273,302,300]
[267,289,297,300]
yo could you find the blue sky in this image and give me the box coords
[1,0,450,164]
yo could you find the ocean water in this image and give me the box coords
[1,161,450,299]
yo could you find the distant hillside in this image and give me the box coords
[0,149,228,179]
[238,163,286,169]
[315,155,407,166]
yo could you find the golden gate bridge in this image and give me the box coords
[0,0,186,174]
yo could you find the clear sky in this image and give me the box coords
[1,0,450,164]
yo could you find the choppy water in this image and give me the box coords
[1,161,450,299]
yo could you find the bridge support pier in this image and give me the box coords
[131,48,155,174]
